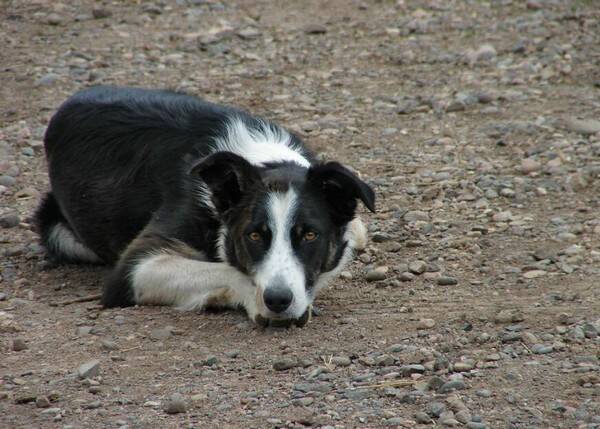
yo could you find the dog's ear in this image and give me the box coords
[307,162,375,225]
[190,152,262,213]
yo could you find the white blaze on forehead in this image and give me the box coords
[213,117,311,168]
[254,189,309,318]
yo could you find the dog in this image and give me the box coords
[35,86,375,327]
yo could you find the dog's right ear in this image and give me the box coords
[190,152,262,213]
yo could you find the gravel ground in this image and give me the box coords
[1,1,599,428]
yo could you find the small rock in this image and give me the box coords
[77,359,100,379]
[46,13,64,26]
[100,339,117,350]
[11,338,27,351]
[561,118,600,135]
[83,400,101,409]
[409,260,427,275]
[15,394,37,404]
[531,344,553,354]
[418,318,436,329]
[237,27,261,40]
[404,210,429,222]
[273,358,297,371]
[494,309,524,324]
[366,266,388,282]
[466,423,487,429]
[438,380,467,394]
[469,44,497,63]
[150,328,171,341]
[523,270,546,279]
[415,411,431,424]
[304,24,327,34]
[399,272,415,282]
[163,393,186,414]
[437,276,457,286]
[92,7,112,19]
[35,73,60,87]
[426,401,446,417]
[0,175,16,187]
[35,396,50,408]
[520,158,541,174]
[375,354,395,366]
[453,360,475,372]
[331,356,352,367]
[455,410,472,424]
[202,355,218,366]
[0,213,20,229]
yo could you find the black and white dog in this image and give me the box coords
[36,86,375,327]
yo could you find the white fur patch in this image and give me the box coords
[48,223,101,263]
[254,189,308,318]
[213,116,310,168]
[130,252,254,311]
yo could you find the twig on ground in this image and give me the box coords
[50,293,102,306]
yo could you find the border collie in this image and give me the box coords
[35,86,375,327]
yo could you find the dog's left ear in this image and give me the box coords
[190,152,262,213]
[307,162,375,225]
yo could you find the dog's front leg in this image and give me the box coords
[130,252,254,311]
[102,232,255,313]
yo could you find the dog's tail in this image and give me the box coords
[34,192,102,264]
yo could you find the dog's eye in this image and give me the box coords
[248,231,261,241]
[303,231,318,241]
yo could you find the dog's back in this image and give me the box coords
[37,86,304,263]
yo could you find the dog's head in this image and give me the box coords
[191,152,375,326]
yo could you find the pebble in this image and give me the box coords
[453,360,475,372]
[0,213,20,228]
[469,44,497,63]
[273,358,297,371]
[46,13,64,26]
[437,276,458,286]
[495,309,524,324]
[466,423,487,429]
[35,396,50,408]
[415,411,431,423]
[365,266,388,282]
[520,158,541,174]
[92,7,113,19]
[426,401,446,417]
[150,328,171,341]
[163,393,187,414]
[0,175,16,187]
[399,272,415,281]
[531,344,553,354]
[77,359,100,379]
[438,380,467,394]
[561,118,600,135]
[408,260,427,275]
[476,389,492,398]
[303,24,328,34]
[11,337,27,351]
[404,210,429,222]
[331,356,351,367]
[35,73,60,87]
[455,410,472,424]
[418,318,436,329]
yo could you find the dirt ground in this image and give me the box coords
[1,0,599,428]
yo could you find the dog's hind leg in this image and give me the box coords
[34,192,102,264]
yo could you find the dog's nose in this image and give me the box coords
[263,287,293,314]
